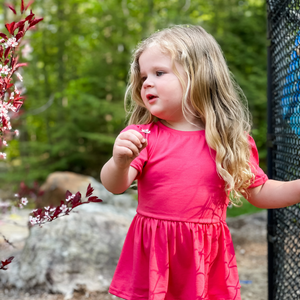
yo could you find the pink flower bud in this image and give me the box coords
[0,152,7,159]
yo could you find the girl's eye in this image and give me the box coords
[156,71,164,77]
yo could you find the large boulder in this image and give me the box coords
[0,172,137,297]
[0,202,136,297]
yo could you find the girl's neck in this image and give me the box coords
[160,119,204,131]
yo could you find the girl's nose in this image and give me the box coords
[143,78,154,88]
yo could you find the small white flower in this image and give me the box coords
[141,129,151,134]
[50,207,56,212]
[16,72,23,82]
[14,86,20,94]
[1,65,11,75]
[14,193,19,197]
[44,206,50,211]
[60,204,68,213]
[21,197,28,206]
[10,92,14,100]
[29,216,38,225]
[4,37,18,48]
[66,194,75,202]
[19,203,23,209]
[3,140,8,147]
[14,130,19,136]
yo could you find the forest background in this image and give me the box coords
[0,0,268,192]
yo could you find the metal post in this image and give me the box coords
[266,4,275,299]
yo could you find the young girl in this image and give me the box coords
[101,25,300,300]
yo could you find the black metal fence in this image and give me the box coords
[267,0,300,299]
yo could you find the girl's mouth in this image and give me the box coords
[146,94,157,101]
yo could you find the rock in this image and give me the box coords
[0,202,136,296]
[38,171,137,209]
[0,172,138,296]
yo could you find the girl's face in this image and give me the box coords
[139,45,187,126]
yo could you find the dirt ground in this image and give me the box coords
[0,209,267,300]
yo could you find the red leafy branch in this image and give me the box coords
[29,184,102,226]
[0,256,14,270]
[0,0,43,160]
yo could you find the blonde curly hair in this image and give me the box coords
[125,25,254,205]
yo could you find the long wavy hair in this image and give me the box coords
[125,25,254,205]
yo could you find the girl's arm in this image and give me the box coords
[247,179,300,209]
[100,129,147,194]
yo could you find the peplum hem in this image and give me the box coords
[109,213,241,300]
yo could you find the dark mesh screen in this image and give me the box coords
[267,0,300,298]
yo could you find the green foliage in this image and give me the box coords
[227,198,265,218]
[1,0,268,188]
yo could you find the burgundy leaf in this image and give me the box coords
[15,20,25,30]
[5,22,16,35]
[18,24,25,33]
[74,191,82,201]
[5,4,16,14]
[52,207,61,218]
[65,190,72,199]
[88,196,102,203]
[12,102,23,112]
[4,47,11,59]
[7,82,14,89]
[6,256,14,263]
[15,63,27,68]
[25,0,34,11]
[16,31,24,41]
[85,183,94,197]
[13,23,19,33]
[13,97,24,102]
[15,21,23,29]
[0,256,14,270]
[4,77,12,84]
[71,192,82,207]
[25,12,35,22]
[11,57,17,69]
[29,17,43,28]
[21,0,25,13]
[4,58,9,65]
[33,208,43,217]
[0,46,3,57]
[0,33,8,40]
[2,116,8,127]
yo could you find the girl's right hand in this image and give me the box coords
[112,129,147,169]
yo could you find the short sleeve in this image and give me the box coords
[121,124,149,178]
[247,135,268,188]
